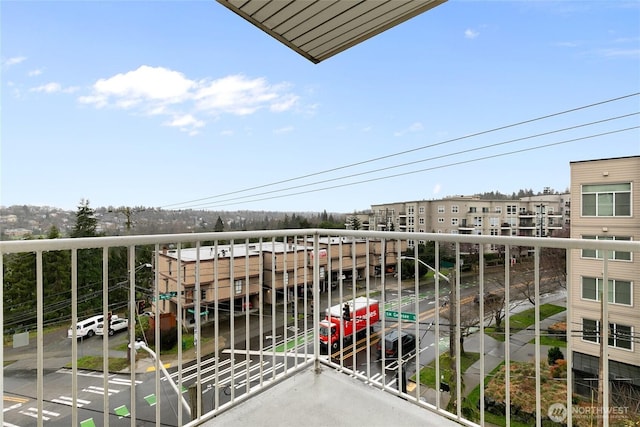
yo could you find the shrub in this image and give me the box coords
[548,346,564,366]
[550,359,567,378]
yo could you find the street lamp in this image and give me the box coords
[130,340,191,417]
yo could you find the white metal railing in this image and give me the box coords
[1,230,638,426]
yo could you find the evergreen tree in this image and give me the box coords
[214,216,224,232]
[70,199,103,315]
[42,226,72,323]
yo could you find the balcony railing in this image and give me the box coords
[1,230,638,426]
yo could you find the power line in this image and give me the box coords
[161,92,640,210]
[187,126,639,209]
[174,113,639,209]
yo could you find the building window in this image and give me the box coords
[581,277,632,305]
[474,216,482,227]
[482,207,489,213]
[519,207,527,214]
[438,217,444,223]
[201,289,207,301]
[610,323,633,350]
[408,217,414,225]
[490,217,499,227]
[582,183,631,216]
[451,218,459,226]
[495,206,502,213]
[419,229,425,233]
[419,207,425,214]
[419,218,425,225]
[451,205,459,213]
[582,236,632,261]
[438,205,445,213]
[469,207,477,213]
[582,319,632,350]
[507,205,517,214]
[235,279,243,295]
[407,206,414,215]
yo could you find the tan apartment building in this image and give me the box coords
[154,238,404,322]
[569,155,640,399]
[366,189,569,250]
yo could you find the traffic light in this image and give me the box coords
[342,303,351,321]
[137,300,146,314]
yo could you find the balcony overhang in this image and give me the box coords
[216,0,447,63]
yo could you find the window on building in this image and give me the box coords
[495,206,502,213]
[582,183,631,216]
[451,218,459,226]
[582,319,632,350]
[419,207,425,214]
[469,207,477,213]
[201,289,207,301]
[419,218,425,225]
[407,206,414,215]
[235,279,243,295]
[610,323,633,350]
[583,318,599,343]
[581,277,632,305]
[451,205,459,213]
[490,217,499,227]
[438,217,444,223]
[582,236,632,261]
[438,205,445,213]
[507,205,517,214]
[474,216,482,227]
[419,229,425,233]
[519,207,527,214]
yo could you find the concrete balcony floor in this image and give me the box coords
[204,366,462,427]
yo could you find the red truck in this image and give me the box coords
[319,297,380,352]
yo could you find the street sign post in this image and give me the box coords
[385,310,417,322]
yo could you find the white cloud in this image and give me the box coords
[273,125,294,134]
[30,82,79,94]
[433,184,442,195]
[464,28,479,39]
[3,56,26,67]
[165,114,204,129]
[78,66,299,135]
[394,122,424,137]
[30,82,62,93]
[28,69,43,76]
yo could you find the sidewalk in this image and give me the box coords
[412,292,567,404]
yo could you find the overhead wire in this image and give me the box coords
[189,126,639,209]
[161,92,640,210]
[174,113,639,209]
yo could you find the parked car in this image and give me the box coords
[67,314,117,339]
[377,330,416,359]
[96,318,129,336]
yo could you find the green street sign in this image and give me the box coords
[385,310,417,322]
[159,291,178,300]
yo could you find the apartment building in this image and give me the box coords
[366,190,569,249]
[569,155,640,400]
[154,238,404,321]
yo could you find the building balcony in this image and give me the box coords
[2,230,638,427]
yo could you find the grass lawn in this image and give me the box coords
[530,335,567,347]
[486,304,565,342]
[71,356,130,372]
[415,351,480,388]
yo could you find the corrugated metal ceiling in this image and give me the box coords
[216,0,447,64]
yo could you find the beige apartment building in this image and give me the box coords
[363,189,569,250]
[154,238,404,321]
[569,155,640,399]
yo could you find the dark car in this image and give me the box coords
[377,330,416,359]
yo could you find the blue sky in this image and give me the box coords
[2,1,639,214]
